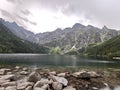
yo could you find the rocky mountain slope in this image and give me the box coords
[1,18,120,50]
[0,19,49,53]
[84,35,120,58]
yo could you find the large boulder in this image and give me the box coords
[52,82,63,90]
[34,78,49,88]
[0,74,16,81]
[51,76,68,86]
[79,72,91,80]
[27,72,41,83]
[17,82,34,90]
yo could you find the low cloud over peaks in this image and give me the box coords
[0,0,120,33]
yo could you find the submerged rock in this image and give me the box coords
[34,87,45,90]
[17,82,34,90]
[1,81,16,87]
[27,72,41,83]
[0,74,16,81]
[20,71,29,75]
[88,71,101,78]
[25,86,32,90]
[52,82,63,90]
[0,68,11,75]
[6,86,17,90]
[57,73,66,77]
[79,72,91,80]
[0,87,5,90]
[51,76,68,86]
[34,78,49,88]
[49,71,56,75]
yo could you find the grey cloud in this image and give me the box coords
[16,14,29,22]
[30,0,120,29]
[29,21,37,26]
[20,9,31,16]
[6,0,23,4]
[2,0,120,30]
[16,14,37,26]
[0,9,14,20]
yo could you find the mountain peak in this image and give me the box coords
[72,23,85,29]
[102,25,108,30]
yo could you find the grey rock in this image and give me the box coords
[17,82,34,90]
[5,86,17,90]
[0,75,16,81]
[0,79,10,84]
[0,68,11,75]
[51,76,68,86]
[49,71,56,75]
[27,72,41,83]
[34,87,44,90]
[25,86,32,90]
[57,73,66,77]
[0,87,5,90]
[79,72,91,80]
[20,71,29,75]
[63,86,76,90]
[34,78,49,88]
[1,81,16,87]
[52,82,63,90]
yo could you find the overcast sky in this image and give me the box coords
[0,0,120,33]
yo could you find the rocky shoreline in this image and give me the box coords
[0,66,120,90]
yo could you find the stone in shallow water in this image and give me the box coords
[34,87,44,90]
[27,72,41,83]
[20,71,29,75]
[15,66,20,70]
[63,86,76,90]
[51,76,68,86]
[0,80,10,85]
[23,67,28,71]
[17,82,34,90]
[114,86,120,90]
[57,73,66,77]
[49,71,56,75]
[52,82,63,90]
[72,70,86,77]
[0,68,11,75]
[88,71,100,78]
[25,86,32,90]
[0,87,5,90]
[100,87,111,90]
[79,72,91,80]
[1,81,16,87]
[34,78,49,88]
[5,86,17,90]
[0,74,16,81]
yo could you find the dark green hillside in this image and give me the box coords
[0,22,49,53]
[84,35,120,58]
